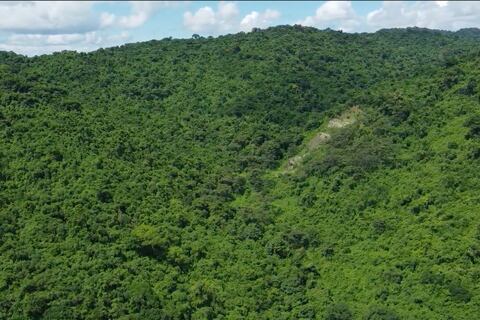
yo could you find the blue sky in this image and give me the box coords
[0,1,479,56]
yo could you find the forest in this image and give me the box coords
[0,25,480,319]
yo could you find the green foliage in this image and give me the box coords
[325,303,353,320]
[1,26,480,319]
[464,114,480,139]
[364,306,399,320]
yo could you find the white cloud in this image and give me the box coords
[117,1,183,28]
[0,1,123,55]
[314,0,356,22]
[367,2,420,29]
[183,2,240,33]
[0,1,182,34]
[107,31,131,43]
[184,7,217,33]
[184,2,280,34]
[100,12,116,28]
[298,1,362,32]
[0,1,154,56]
[216,1,240,31]
[118,2,152,28]
[298,1,480,32]
[0,1,99,34]
[8,32,104,47]
[367,1,480,31]
[0,31,131,56]
[240,9,281,31]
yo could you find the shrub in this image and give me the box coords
[448,283,471,303]
[464,114,480,139]
[325,303,353,320]
[364,306,399,320]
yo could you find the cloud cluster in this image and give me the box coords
[116,1,180,28]
[0,31,130,56]
[183,2,280,34]
[298,1,361,32]
[367,1,480,31]
[2,1,480,56]
[240,9,281,32]
[300,1,480,33]
[183,2,239,33]
[181,1,480,36]
[0,1,173,56]
[0,1,98,34]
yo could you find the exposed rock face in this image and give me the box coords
[328,118,354,128]
[307,132,331,151]
[286,155,305,170]
[328,106,362,128]
[284,106,362,172]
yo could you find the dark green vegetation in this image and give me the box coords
[1,25,480,319]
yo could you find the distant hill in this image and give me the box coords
[0,26,479,319]
[456,27,480,39]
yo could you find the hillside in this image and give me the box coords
[0,25,480,319]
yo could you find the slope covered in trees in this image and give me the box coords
[0,26,479,319]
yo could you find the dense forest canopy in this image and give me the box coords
[1,25,480,319]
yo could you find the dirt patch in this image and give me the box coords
[282,106,363,173]
[307,132,330,150]
[328,118,353,128]
[286,154,305,170]
[328,105,362,128]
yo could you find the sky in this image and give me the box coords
[1,1,479,56]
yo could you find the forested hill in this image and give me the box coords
[1,25,480,319]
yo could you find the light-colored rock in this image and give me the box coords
[327,105,362,128]
[286,154,304,170]
[282,106,363,173]
[307,132,330,150]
